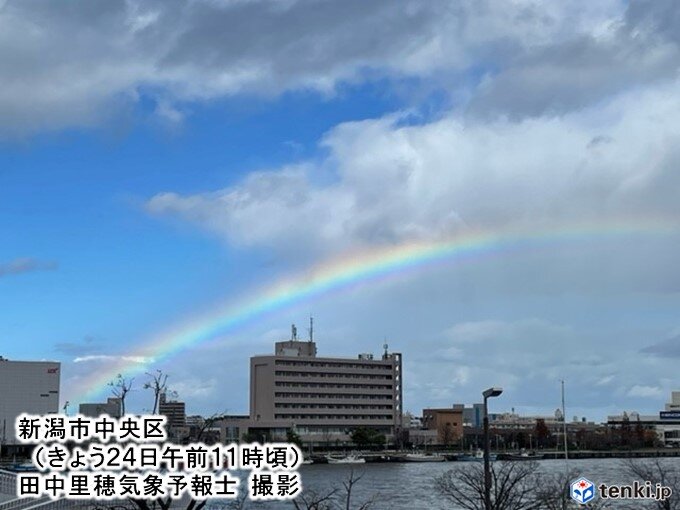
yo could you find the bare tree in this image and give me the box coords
[291,470,375,510]
[435,461,603,510]
[143,369,169,415]
[128,497,200,510]
[438,422,455,446]
[194,411,228,443]
[532,468,608,510]
[292,486,340,510]
[436,461,540,510]
[223,492,251,510]
[338,471,376,510]
[620,458,680,510]
[109,374,133,415]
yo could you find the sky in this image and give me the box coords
[1,0,680,422]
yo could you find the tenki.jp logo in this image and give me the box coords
[570,477,596,505]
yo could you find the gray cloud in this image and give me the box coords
[641,334,680,358]
[54,335,103,357]
[0,257,57,277]
[467,0,680,119]
[4,0,676,135]
[0,0,452,136]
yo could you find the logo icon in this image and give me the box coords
[570,477,596,504]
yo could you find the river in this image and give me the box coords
[220,458,679,509]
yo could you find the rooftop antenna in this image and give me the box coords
[383,339,389,358]
[291,324,297,341]
[309,316,314,342]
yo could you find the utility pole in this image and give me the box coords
[483,387,503,510]
[562,380,568,460]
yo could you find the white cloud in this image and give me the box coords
[146,78,680,262]
[627,384,664,398]
[73,355,153,364]
[169,378,219,402]
[595,375,615,386]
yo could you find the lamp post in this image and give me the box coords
[483,387,503,510]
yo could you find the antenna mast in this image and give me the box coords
[309,316,314,342]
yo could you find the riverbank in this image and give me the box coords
[309,448,680,464]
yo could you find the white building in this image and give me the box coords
[665,391,680,412]
[0,357,61,444]
[660,391,680,446]
[607,391,680,447]
[79,397,122,418]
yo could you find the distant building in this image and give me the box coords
[79,397,122,418]
[158,392,188,443]
[608,391,680,446]
[422,408,463,444]
[453,403,487,428]
[0,357,61,444]
[159,392,186,428]
[665,391,680,413]
[179,415,221,444]
[248,326,403,446]
[218,415,251,443]
[402,411,422,429]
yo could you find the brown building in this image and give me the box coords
[422,408,464,444]
[249,332,403,446]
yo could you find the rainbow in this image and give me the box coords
[72,218,679,403]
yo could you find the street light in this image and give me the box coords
[483,387,503,510]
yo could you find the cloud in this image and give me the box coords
[0,0,450,135]
[400,315,677,418]
[25,0,680,422]
[595,375,615,387]
[169,378,219,402]
[146,77,680,268]
[4,0,679,136]
[54,335,103,356]
[641,334,680,358]
[627,384,664,399]
[467,11,680,119]
[0,257,57,277]
[72,355,153,364]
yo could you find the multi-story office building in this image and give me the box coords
[159,392,186,428]
[250,334,402,445]
[0,357,61,444]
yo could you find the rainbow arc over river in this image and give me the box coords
[74,218,679,403]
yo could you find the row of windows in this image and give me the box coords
[275,370,393,380]
[274,414,394,420]
[275,360,394,370]
[274,403,393,410]
[275,382,394,390]
[274,392,392,400]
[295,426,392,435]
